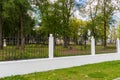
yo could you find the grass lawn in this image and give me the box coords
[1,60,120,80]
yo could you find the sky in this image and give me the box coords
[113,13,120,27]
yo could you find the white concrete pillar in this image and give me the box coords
[3,39,6,47]
[49,34,54,58]
[91,36,95,55]
[117,38,120,54]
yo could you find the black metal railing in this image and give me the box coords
[54,38,91,57]
[0,37,48,61]
[95,40,116,54]
[0,36,117,61]
[54,37,117,57]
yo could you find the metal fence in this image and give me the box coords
[0,37,48,61]
[54,37,91,57]
[54,37,117,57]
[95,39,117,54]
[0,35,118,61]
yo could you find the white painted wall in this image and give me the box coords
[0,53,120,78]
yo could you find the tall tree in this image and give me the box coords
[13,0,32,50]
[87,0,100,38]
[3,0,34,49]
[36,0,75,48]
[85,0,117,48]
[0,0,4,49]
[69,18,82,44]
[61,0,74,48]
[102,0,115,48]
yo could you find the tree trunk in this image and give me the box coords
[74,37,78,45]
[103,0,107,48]
[0,17,3,49]
[63,36,69,48]
[20,13,25,50]
[103,21,107,48]
[0,3,3,50]
[84,34,87,49]
[16,30,20,49]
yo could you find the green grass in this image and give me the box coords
[1,60,120,80]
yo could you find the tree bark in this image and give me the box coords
[0,3,3,49]
[0,17,3,49]
[103,0,107,48]
[84,33,87,49]
[103,20,107,48]
[16,30,20,49]
[63,36,69,48]
[20,12,25,50]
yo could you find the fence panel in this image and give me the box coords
[95,39,117,54]
[0,37,48,61]
[54,37,91,57]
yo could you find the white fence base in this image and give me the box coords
[0,53,120,78]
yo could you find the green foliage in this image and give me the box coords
[0,0,34,37]
[109,27,117,40]
[37,0,74,37]
[118,24,120,38]
[86,0,117,47]
[69,18,82,38]
[0,0,119,49]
